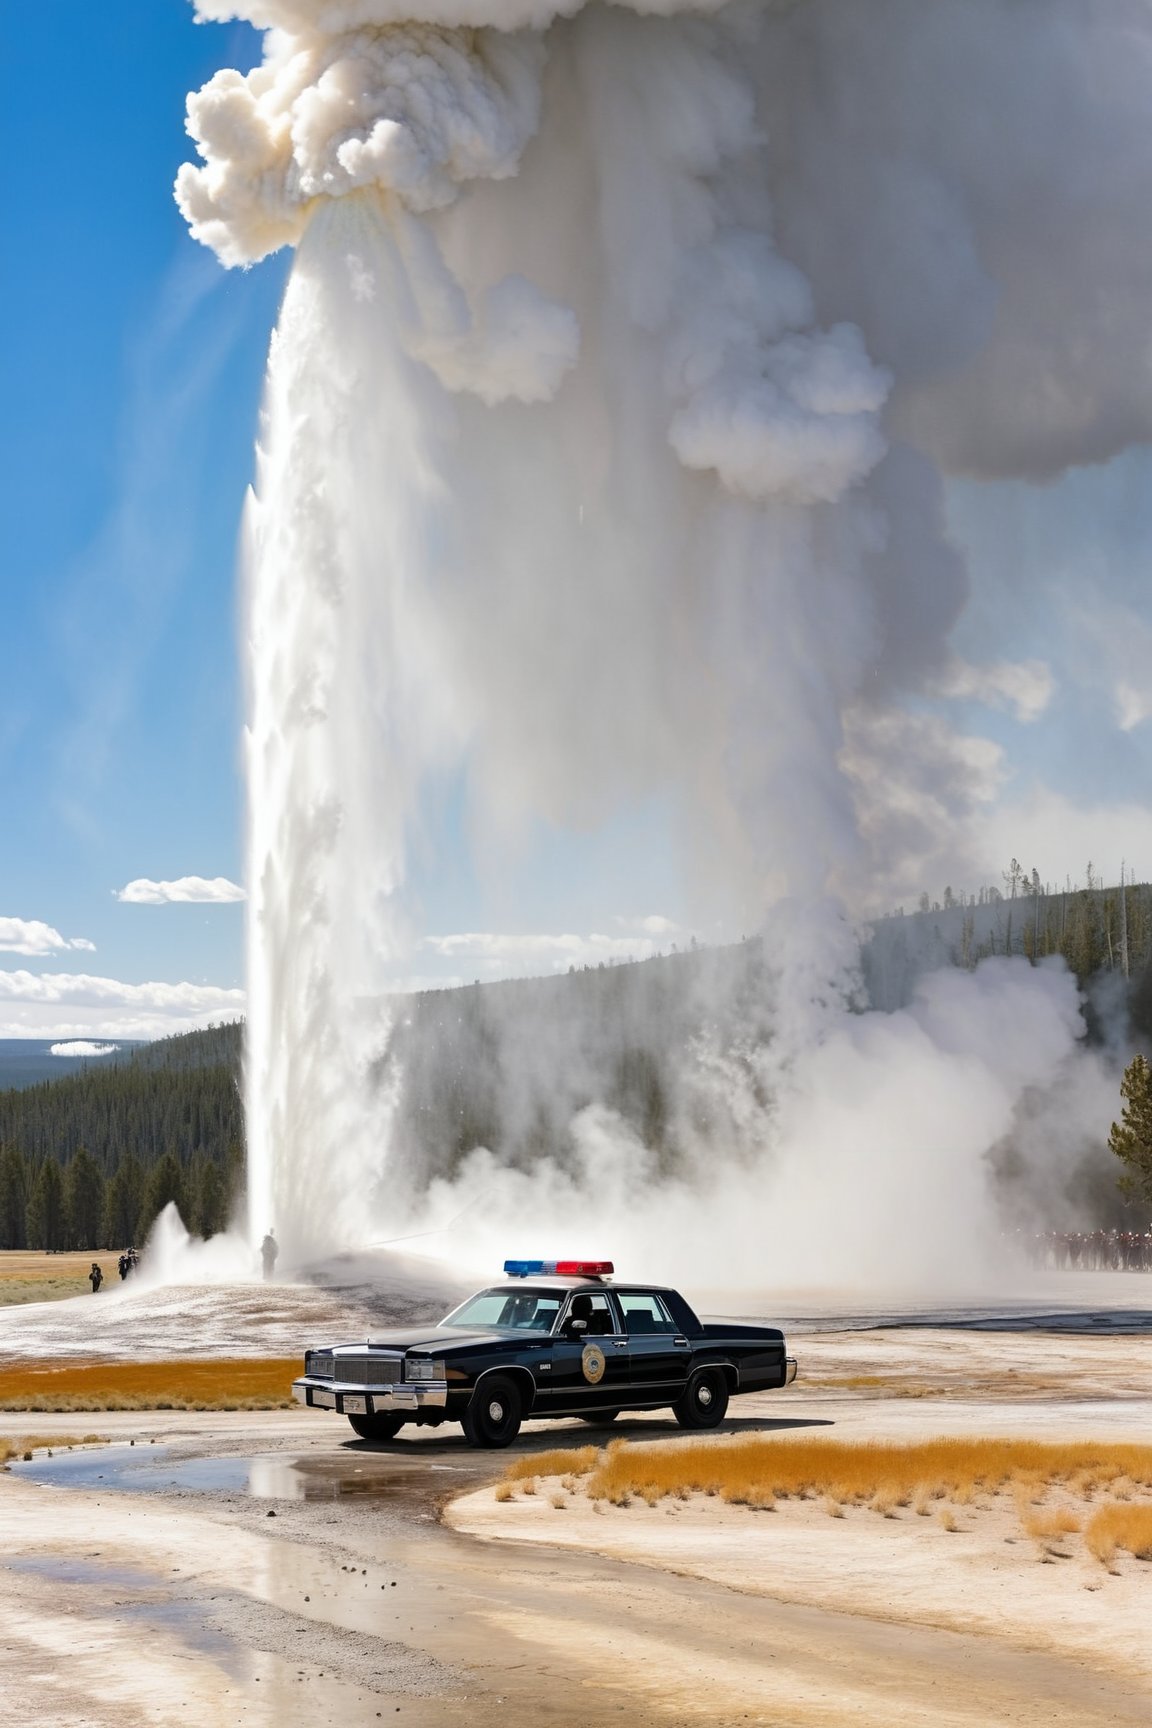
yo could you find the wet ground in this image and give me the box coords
[2,1276,1152,1725]
[4,1394,1152,1726]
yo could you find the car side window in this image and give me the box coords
[619,1292,677,1335]
[556,1291,618,1336]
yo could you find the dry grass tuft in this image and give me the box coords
[493,1482,514,1502]
[548,1434,1152,1515]
[1085,1503,1152,1569]
[1018,1505,1081,1544]
[0,1358,297,1412]
[822,1496,845,1518]
[938,1508,958,1533]
[0,1433,108,1467]
[504,1446,597,1483]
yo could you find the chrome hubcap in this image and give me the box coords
[489,1400,505,1423]
[698,1384,713,1407]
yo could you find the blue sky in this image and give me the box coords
[3,2,1151,1042]
[3,3,279,1036]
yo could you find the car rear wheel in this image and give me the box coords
[576,1409,620,1424]
[347,1411,405,1441]
[674,1369,729,1430]
[462,1375,523,1448]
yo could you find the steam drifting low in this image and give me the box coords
[179,0,1152,1284]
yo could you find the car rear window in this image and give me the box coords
[618,1291,677,1335]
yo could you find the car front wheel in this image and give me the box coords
[462,1375,523,1448]
[673,1369,729,1430]
[348,1411,405,1442]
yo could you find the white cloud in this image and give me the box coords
[613,913,682,937]
[934,657,1054,723]
[1116,680,1152,733]
[419,927,685,978]
[0,918,96,958]
[969,788,1152,891]
[0,969,244,1042]
[116,876,246,905]
[50,1041,120,1058]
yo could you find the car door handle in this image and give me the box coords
[612,1339,628,1349]
[673,1337,689,1347]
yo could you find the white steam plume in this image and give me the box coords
[181,0,1148,1281]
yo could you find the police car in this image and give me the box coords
[292,1260,797,1448]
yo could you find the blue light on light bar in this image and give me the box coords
[503,1259,614,1278]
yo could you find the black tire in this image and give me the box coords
[347,1411,405,1442]
[673,1369,729,1431]
[576,1410,621,1424]
[462,1375,523,1449]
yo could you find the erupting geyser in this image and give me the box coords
[178,1,1152,1284]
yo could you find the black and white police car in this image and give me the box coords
[293,1259,797,1448]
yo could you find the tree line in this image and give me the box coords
[0,1025,243,1251]
[909,866,1152,993]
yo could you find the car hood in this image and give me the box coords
[325,1326,544,1355]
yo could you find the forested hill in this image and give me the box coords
[128,1022,241,1074]
[2,870,1150,1252]
[0,1024,243,1251]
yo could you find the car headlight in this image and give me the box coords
[405,1358,444,1382]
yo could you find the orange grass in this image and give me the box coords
[504,1446,598,1482]
[1018,1505,1081,1543]
[0,1358,297,1411]
[1085,1503,1152,1568]
[0,1433,107,1466]
[573,1435,1152,1509]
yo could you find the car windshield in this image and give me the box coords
[440,1288,563,1332]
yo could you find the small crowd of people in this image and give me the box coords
[84,1232,279,1292]
[87,1247,140,1292]
[1023,1228,1152,1272]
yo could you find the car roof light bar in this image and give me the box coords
[503,1259,615,1279]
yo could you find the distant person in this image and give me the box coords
[261,1230,278,1282]
[89,1262,103,1294]
[118,1251,130,1281]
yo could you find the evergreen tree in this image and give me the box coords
[138,1150,187,1243]
[26,1159,65,1250]
[103,1154,144,1248]
[64,1147,105,1250]
[1109,1054,1152,1210]
[0,1146,28,1249]
[188,1152,229,1239]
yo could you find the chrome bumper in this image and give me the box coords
[785,1356,798,1385]
[292,1376,448,1416]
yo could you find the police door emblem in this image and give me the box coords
[581,1343,606,1385]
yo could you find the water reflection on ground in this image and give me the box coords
[10,1444,474,1503]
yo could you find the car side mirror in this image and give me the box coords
[566,1316,588,1337]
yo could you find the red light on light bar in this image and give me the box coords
[555,1260,614,1277]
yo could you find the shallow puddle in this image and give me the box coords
[10,1444,474,1504]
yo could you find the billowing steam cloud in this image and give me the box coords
[180,0,1151,1283]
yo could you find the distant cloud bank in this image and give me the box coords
[0,968,245,1042]
[0,917,96,958]
[50,1040,120,1058]
[116,875,246,905]
[420,917,688,978]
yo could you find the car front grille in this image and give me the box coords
[334,1353,403,1386]
[306,1352,335,1379]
